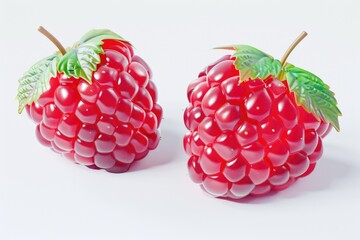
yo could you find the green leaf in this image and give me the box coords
[16,53,61,113]
[230,45,282,82]
[78,29,124,45]
[57,42,102,82]
[57,29,124,83]
[284,64,342,131]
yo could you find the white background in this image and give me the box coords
[1,0,359,239]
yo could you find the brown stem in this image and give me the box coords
[280,31,308,66]
[38,26,66,55]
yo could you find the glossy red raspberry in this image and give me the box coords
[25,39,162,173]
[184,55,332,198]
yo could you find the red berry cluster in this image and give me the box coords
[26,40,162,173]
[184,56,331,198]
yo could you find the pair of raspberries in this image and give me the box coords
[17,27,341,199]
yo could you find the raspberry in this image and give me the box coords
[184,33,340,199]
[18,28,162,173]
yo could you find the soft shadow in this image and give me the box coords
[220,191,279,204]
[279,156,354,198]
[129,120,183,172]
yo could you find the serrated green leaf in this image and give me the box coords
[284,64,342,131]
[57,42,103,82]
[231,45,282,82]
[16,53,61,113]
[57,29,124,83]
[79,29,124,45]
[252,57,282,79]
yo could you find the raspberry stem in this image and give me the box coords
[280,31,308,66]
[38,26,66,55]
